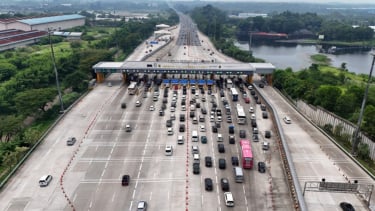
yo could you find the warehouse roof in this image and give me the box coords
[18,14,85,26]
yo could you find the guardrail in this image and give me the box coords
[253,84,307,211]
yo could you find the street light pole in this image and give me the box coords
[351,52,375,155]
[48,28,65,113]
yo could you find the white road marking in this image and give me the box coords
[111,192,116,202]
[149,191,153,201]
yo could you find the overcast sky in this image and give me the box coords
[200,0,375,4]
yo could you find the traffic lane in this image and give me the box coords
[258,86,368,209]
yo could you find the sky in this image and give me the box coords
[200,0,375,4]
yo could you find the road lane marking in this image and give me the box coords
[111,192,116,202]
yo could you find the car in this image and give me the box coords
[265,130,271,138]
[165,145,173,156]
[121,102,126,109]
[221,178,230,191]
[262,111,268,119]
[159,110,164,116]
[167,127,173,135]
[122,175,130,186]
[224,192,234,207]
[253,127,259,134]
[283,116,291,124]
[252,134,259,142]
[231,156,239,166]
[166,120,172,127]
[107,82,112,87]
[170,113,176,120]
[170,107,175,112]
[239,130,246,138]
[205,178,213,191]
[66,137,76,146]
[229,135,235,144]
[39,175,53,187]
[226,116,232,123]
[259,83,265,88]
[250,114,256,120]
[258,161,266,173]
[218,158,226,169]
[249,107,254,113]
[201,108,207,114]
[125,124,132,132]
[262,142,270,150]
[136,101,142,107]
[212,126,218,133]
[260,104,266,111]
[205,156,212,167]
[192,145,199,154]
[248,85,253,90]
[217,116,222,122]
[200,125,205,132]
[181,105,186,111]
[201,136,207,144]
[137,201,147,211]
[149,105,155,111]
[251,119,257,128]
[179,124,185,132]
[339,202,355,211]
[177,135,184,144]
[193,163,200,174]
[218,144,225,153]
[244,97,250,104]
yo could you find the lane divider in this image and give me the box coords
[59,87,119,211]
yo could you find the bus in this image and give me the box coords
[240,140,253,169]
[236,104,246,125]
[128,81,138,95]
[230,88,238,101]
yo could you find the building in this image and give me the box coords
[0,29,48,51]
[0,14,85,32]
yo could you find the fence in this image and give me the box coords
[296,100,375,159]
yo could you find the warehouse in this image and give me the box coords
[0,14,85,32]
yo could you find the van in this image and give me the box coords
[217,133,223,142]
[233,167,244,183]
[192,130,199,142]
[224,192,234,207]
[177,135,184,144]
[39,175,53,187]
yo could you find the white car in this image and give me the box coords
[200,125,206,132]
[250,114,256,120]
[149,105,155,111]
[217,116,222,122]
[168,127,173,135]
[249,107,254,113]
[181,105,186,111]
[165,145,173,156]
[136,101,142,107]
[283,116,291,124]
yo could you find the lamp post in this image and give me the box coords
[48,28,65,113]
[351,51,375,155]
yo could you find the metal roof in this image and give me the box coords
[93,61,275,75]
[18,14,85,26]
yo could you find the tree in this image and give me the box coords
[0,115,23,142]
[314,85,342,111]
[14,88,57,115]
[0,62,17,81]
[362,105,375,139]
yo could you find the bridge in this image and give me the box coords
[92,61,276,84]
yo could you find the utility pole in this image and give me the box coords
[48,28,65,113]
[351,52,375,155]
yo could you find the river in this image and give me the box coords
[235,41,375,75]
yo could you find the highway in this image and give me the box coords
[0,11,373,211]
